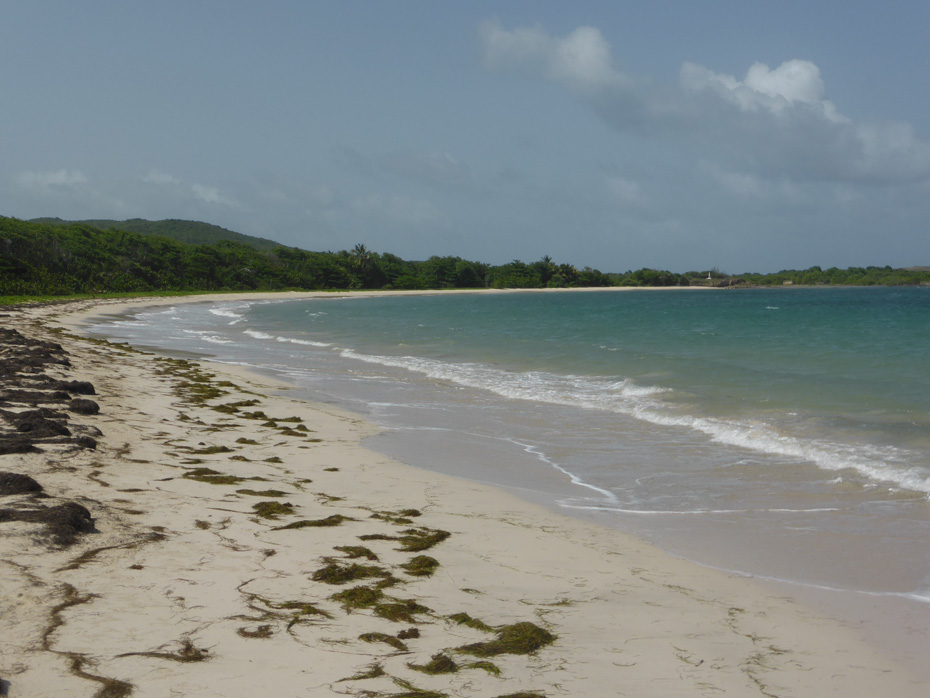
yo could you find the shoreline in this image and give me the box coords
[1,295,926,696]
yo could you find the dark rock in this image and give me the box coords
[0,389,70,405]
[0,501,96,546]
[56,380,96,395]
[74,435,97,450]
[0,439,41,455]
[68,399,100,415]
[0,472,43,495]
[14,415,71,438]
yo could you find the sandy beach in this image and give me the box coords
[1,293,925,697]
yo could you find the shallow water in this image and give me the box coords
[89,288,930,668]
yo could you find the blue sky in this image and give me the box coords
[2,1,928,273]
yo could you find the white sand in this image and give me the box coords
[0,294,924,697]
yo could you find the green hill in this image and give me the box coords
[30,217,282,251]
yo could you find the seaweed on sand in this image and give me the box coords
[274,514,353,529]
[400,555,439,577]
[0,501,96,546]
[330,585,383,610]
[373,599,431,623]
[359,632,408,652]
[237,488,288,497]
[334,545,378,560]
[118,638,209,663]
[447,612,495,633]
[408,653,458,675]
[252,501,294,519]
[311,561,391,585]
[396,528,450,552]
[182,468,244,485]
[338,663,386,681]
[455,622,555,657]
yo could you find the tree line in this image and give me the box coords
[1,217,927,298]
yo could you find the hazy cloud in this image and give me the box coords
[351,193,448,230]
[17,169,88,188]
[605,176,645,207]
[142,169,183,186]
[191,183,239,208]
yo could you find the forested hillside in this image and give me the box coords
[1,216,927,298]
[31,217,282,251]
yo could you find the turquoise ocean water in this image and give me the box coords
[91,288,930,610]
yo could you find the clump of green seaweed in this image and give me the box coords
[359,632,407,651]
[334,545,378,560]
[275,514,354,529]
[237,488,288,497]
[338,663,386,682]
[182,468,244,485]
[455,622,555,657]
[448,612,495,633]
[397,528,451,552]
[330,585,383,610]
[252,501,294,519]
[400,555,439,577]
[373,599,431,623]
[408,653,458,675]
[311,562,391,585]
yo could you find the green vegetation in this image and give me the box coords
[331,585,384,610]
[236,488,288,497]
[358,632,408,651]
[373,598,431,623]
[339,663,386,681]
[397,528,451,552]
[400,555,440,577]
[334,545,379,560]
[408,653,458,674]
[4,216,925,305]
[467,660,501,676]
[251,501,294,519]
[455,622,556,657]
[275,514,354,529]
[447,612,495,633]
[181,467,245,485]
[311,561,391,585]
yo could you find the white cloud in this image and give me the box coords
[479,19,632,94]
[17,169,88,187]
[680,60,846,123]
[480,20,930,185]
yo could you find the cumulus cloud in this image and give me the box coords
[479,20,930,185]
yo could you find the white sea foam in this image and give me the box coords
[561,504,843,515]
[243,329,274,340]
[210,307,244,319]
[337,347,930,495]
[275,336,331,347]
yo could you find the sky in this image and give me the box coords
[2,1,929,273]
